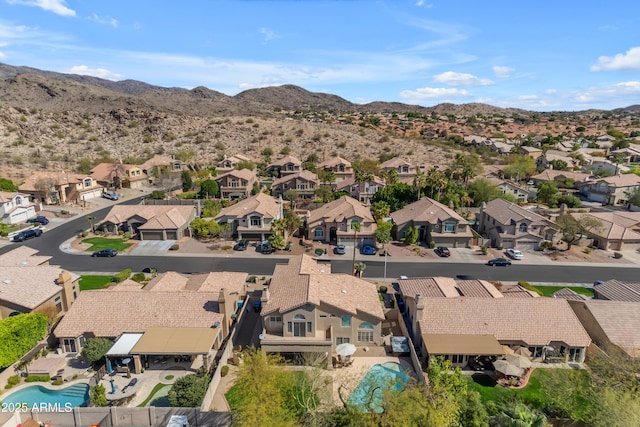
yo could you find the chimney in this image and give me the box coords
[260,285,270,305]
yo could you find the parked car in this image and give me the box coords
[142,267,158,274]
[233,240,248,251]
[334,244,346,255]
[360,244,377,255]
[257,240,274,254]
[26,216,49,225]
[505,248,524,260]
[12,229,43,242]
[92,249,118,257]
[254,300,262,312]
[434,247,451,257]
[102,191,119,201]
[487,258,512,267]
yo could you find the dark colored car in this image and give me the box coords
[334,244,346,255]
[26,216,49,225]
[233,240,248,251]
[257,241,274,254]
[142,267,158,274]
[12,229,43,242]
[254,300,262,312]
[92,249,118,257]
[487,257,512,267]
[434,247,451,257]
[361,244,377,255]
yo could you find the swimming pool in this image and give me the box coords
[1,383,90,409]
[348,362,410,413]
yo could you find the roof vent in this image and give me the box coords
[213,321,221,328]
[341,289,347,294]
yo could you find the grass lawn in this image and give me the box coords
[82,237,133,252]
[79,275,113,290]
[137,383,172,407]
[530,285,594,298]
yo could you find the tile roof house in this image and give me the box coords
[529,170,593,186]
[90,162,149,190]
[271,170,319,199]
[592,280,640,302]
[577,174,640,206]
[214,192,284,241]
[260,255,384,367]
[477,199,559,250]
[19,170,104,205]
[570,211,640,251]
[214,169,257,200]
[569,300,640,357]
[266,155,303,177]
[379,157,416,181]
[98,205,197,240]
[216,154,253,172]
[519,146,543,159]
[306,196,376,246]
[54,270,247,365]
[317,157,354,183]
[419,298,591,366]
[0,246,77,320]
[140,155,189,175]
[0,191,36,224]
[335,176,386,205]
[391,197,473,248]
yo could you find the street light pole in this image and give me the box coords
[383,243,388,284]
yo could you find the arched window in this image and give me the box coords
[519,223,528,233]
[294,314,306,320]
[358,322,374,342]
[314,227,324,238]
[84,178,92,187]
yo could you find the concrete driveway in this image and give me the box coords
[128,240,177,255]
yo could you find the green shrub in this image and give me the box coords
[81,338,113,362]
[583,247,592,254]
[221,245,232,250]
[170,244,180,251]
[379,285,388,293]
[248,276,257,283]
[4,384,12,389]
[90,384,108,407]
[481,245,488,255]
[112,268,132,283]
[60,210,69,215]
[221,365,229,377]
[428,241,436,249]
[131,273,146,282]
[497,245,504,250]
[8,375,20,386]
[26,375,50,382]
[51,379,63,386]
[613,252,623,259]
[517,281,541,295]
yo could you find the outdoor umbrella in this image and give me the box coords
[335,343,357,357]
[505,354,532,369]
[513,346,532,357]
[502,345,515,355]
[493,359,524,377]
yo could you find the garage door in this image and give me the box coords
[141,231,164,241]
[517,240,539,250]
[166,231,178,240]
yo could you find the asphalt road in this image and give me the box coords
[2,196,639,284]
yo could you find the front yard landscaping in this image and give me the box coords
[82,237,133,252]
[530,285,595,298]
[79,275,113,291]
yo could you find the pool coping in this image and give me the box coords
[1,378,91,401]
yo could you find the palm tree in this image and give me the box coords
[351,221,361,276]
[86,216,95,234]
[413,169,427,199]
[354,262,366,278]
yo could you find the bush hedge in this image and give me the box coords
[26,375,50,382]
[221,365,229,377]
[131,273,146,282]
[112,268,132,283]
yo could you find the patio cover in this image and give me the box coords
[131,327,218,355]
[106,333,144,356]
[423,334,504,356]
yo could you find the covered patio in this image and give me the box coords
[423,333,505,370]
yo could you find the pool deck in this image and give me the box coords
[99,367,190,407]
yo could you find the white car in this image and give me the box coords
[505,248,523,260]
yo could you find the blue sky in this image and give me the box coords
[1,0,639,112]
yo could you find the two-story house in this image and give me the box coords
[216,154,253,173]
[577,174,640,206]
[477,198,559,250]
[19,171,104,205]
[0,191,36,224]
[317,157,354,183]
[214,192,284,241]
[306,196,376,247]
[390,197,473,248]
[266,155,303,177]
[335,176,386,205]
[379,157,416,183]
[260,255,385,368]
[215,169,258,200]
[90,163,149,190]
[271,170,319,199]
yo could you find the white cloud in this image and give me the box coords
[493,66,514,78]
[415,0,433,8]
[0,51,6,59]
[67,65,122,80]
[259,28,281,43]
[591,46,640,71]
[399,87,470,101]
[88,14,118,28]
[433,71,492,86]
[6,0,76,17]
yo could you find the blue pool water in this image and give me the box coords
[1,383,90,409]
[348,362,410,413]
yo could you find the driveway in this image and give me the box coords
[127,240,177,256]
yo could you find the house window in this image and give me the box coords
[528,346,544,358]
[63,338,77,353]
[314,227,324,238]
[291,314,308,337]
[341,315,351,327]
[357,322,374,342]
[443,222,455,233]
[250,217,262,227]
[519,223,528,233]
[568,348,582,362]
[15,197,21,206]
[402,166,409,173]
[336,337,350,345]
[54,296,63,312]
[287,322,292,333]
[307,322,312,333]
[269,316,282,329]
[297,182,308,190]
[451,354,465,364]
[338,165,345,172]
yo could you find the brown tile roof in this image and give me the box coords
[268,155,302,167]
[552,288,586,302]
[215,168,257,182]
[0,265,67,309]
[100,205,195,229]
[580,300,640,356]
[271,170,318,187]
[380,157,412,169]
[419,298,591,347]
[144,271,247,294]
[599,174,640,188]
[53,291,223,338]
[262,255,383,321]
[390,197,466,227]
[482,198,553,227]
[572,211,640,241]
[108,279,144,291]
[335,176,386,191]
[593,280,640,302]
[90,163,147,182]
[0,246,51,266]
[456,280,504,298]
[307,196,375,225]
[214,193,282,220]
[502,285,538,298]
[530,170,593,183]
[18,170,95,191]
[397,277,460,299]
[318,157,352,168]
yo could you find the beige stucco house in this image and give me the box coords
[577,174,640,206]
[90,163,148,190]
[379,157,416,182]
[571,211,640,251]
[266,155,303,177]
[0,191,36,224]
[335,176,386,205]
[19,170,104,205]
[271,170,319,199]
[306,196,376,247]
[214,169,257,200]
[98,205,197,240]
[317,157,354,183]
[214,192,283,241]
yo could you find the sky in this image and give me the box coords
[1,1,639,112]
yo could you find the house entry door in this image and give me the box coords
[293,322,306,337]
